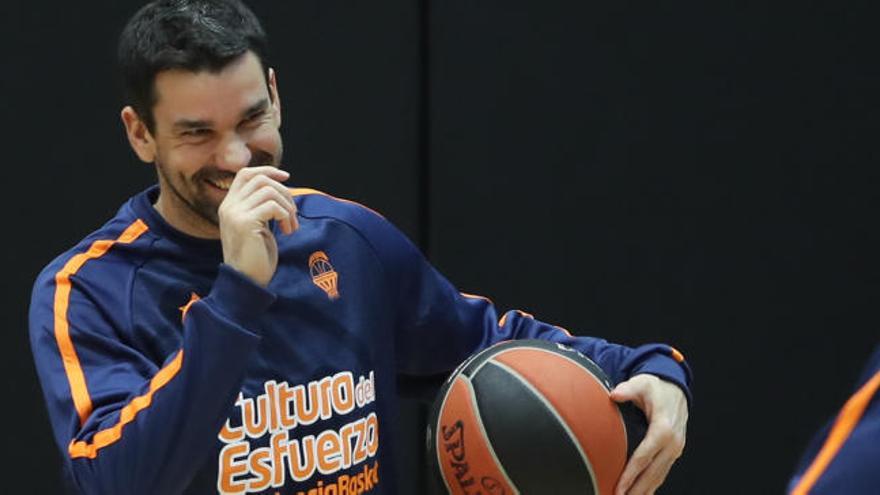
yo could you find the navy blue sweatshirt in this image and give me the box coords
[29,185,692,495]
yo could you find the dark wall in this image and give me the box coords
[5,1,879,493]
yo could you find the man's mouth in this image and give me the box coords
[205,177,234,191]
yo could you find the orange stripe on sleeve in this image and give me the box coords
[68,350,184,459]
[498,309,535,328]
[53,220,149,426]
[461,292,492,303]
[290,187,326,198]
[553,325,573,337]
[179,292,201,321]
[790,369,880,495]
[670,347,686,363]
[290,187,386,218]
[516,309,535,319]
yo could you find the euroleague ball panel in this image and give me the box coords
[490,348,628,495]
[435,374,518,495]
[472,362,597,495]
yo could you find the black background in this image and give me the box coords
[4,1,879,493]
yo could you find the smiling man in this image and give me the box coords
[123,51,287,240]
[28,1,692,494]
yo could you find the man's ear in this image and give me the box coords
[268,68,281,128]
[121,106,156,163]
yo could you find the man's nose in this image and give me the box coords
[216,135,252,171]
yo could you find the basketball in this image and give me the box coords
[427,339,647,495]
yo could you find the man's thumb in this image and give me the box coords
[610,381,635,403]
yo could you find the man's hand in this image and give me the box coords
[610,374,688,495]
[218,166,298,287]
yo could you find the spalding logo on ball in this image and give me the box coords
[427,339,646,495]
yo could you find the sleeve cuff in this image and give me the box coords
[201,264,277,330]
[632,353,694,407]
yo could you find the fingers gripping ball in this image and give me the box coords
[427,340,647,495]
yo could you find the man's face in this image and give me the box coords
[147,51,283,236]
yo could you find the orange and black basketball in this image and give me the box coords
[427,339,646,495]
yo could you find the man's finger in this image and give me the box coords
[232,170,290,199]
[228,166,289,195]
[615,433,661,495]
[279,215,293,235]
[237,165,289,182]
[610,376,656,411]
[252,200,295,228]
[237,185,298,234]
[234,173,297,228]
[255,172,297,234]
[237,182,294,212]
[625,445,677,495]
[288,204,299,233]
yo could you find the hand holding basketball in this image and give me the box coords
[429,340,647,495]
[610,374,688,495]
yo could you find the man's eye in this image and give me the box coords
[182,129,211,137]
[244,112,265,125]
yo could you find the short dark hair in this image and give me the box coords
[118,0,269,133]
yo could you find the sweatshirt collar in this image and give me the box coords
[130,185,224,255]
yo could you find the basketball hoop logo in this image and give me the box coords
[309,251,340,300]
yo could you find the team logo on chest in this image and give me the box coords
[309,251,340,300]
